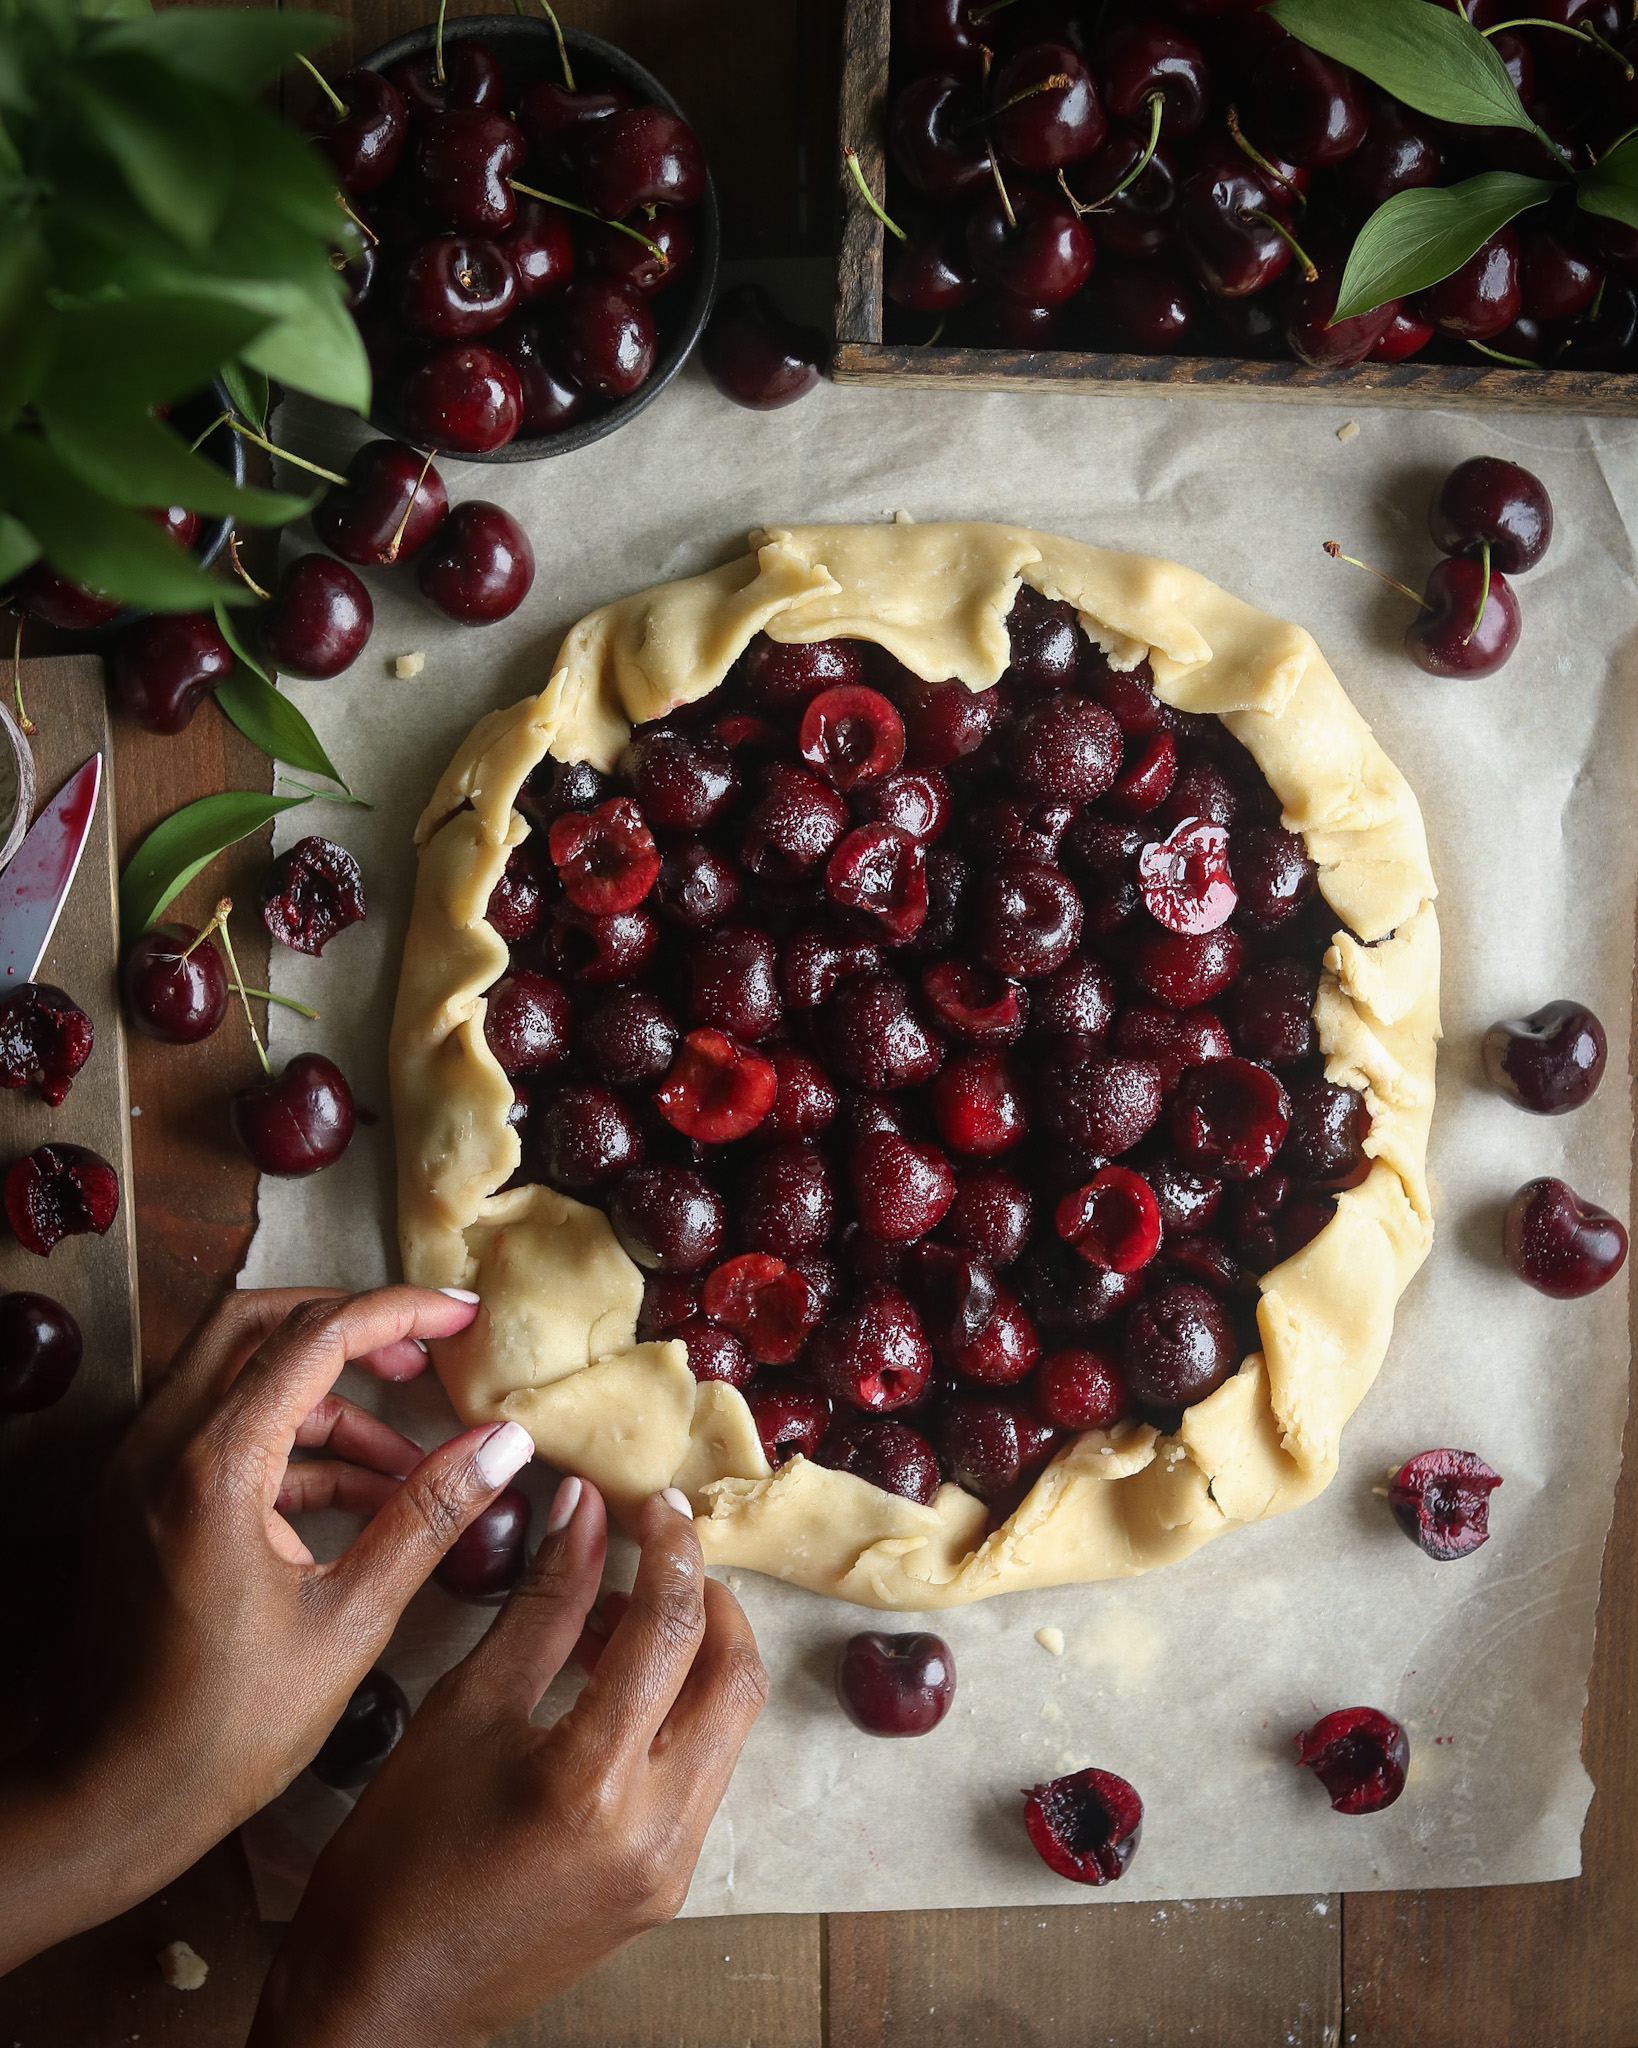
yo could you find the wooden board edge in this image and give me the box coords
[834,0,890,347]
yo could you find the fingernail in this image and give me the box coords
[439,1286,481,1304]
[660,1485,694,1521]
[411,1337,429,1354]
[475,1420,534,1489]
[547,1473,582,1533]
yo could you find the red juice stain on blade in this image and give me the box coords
[0,757,101,989]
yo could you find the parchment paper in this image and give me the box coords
[235,331,1638,1917]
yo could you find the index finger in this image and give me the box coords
[574,1491,707,1757]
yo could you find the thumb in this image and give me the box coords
[325,1420,536,1631]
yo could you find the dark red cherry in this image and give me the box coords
[0,985,93,1107]
[1284,262,1397,369]
[1520,228,1601,322]
[736,634,863,711]
[1004,585,1083,690]
[991,43,1106,172]
[888,217,979,313]
[611,1165,726,1274]
[548,798,660,916]
[836,1631,956,1735]
[414,109,526,234]
[850,1129,956,1242]
[123,924,229,1044]
[1101,20,1210,139]
[1231,825,1315,930]
[310,1668,410,1789]
[13,562,120,630]
[701,283,824,410]
[417,501,534,623]
[1482,999,1605,1113]
[262,555,372,680]
[315,440,449,565]
[826,825,928,943]
[1503,1176,1628,1297]
[486,844,545,942]
[1121,1280,1236,1408]
[434,1485,530,1601]
[1171,1056,1290,1180]
[620,728,738,830]
[579,105,705,218]
[1228,957,1317,1066]
[655,1030,778,1143]
[401,341,522,453]
[937,1394,1052,1501]
[976,860,1083,978]
[1056,1165,1161,1273]
[1294,1707,1407,1815]
[1418,228,1521,340]
[1342,97,1440,211]
[744,1375,831,1464]
[779,924,881,1009]
[497,198,574,303]
[800,686,905,789]
[402,234,518,338]
[5,1145,118,1257]
[389,40,504,119]
[742,763,849,880]
[0,1290,83,1411]
[259,837,367,956]
[1132,925,1242,1008]
[548,903,658,982]
[1033,1344,1128,1432]
[901,675,1002,768]
[740,1143,834,1259]
[921,959,1027,1044]
[1389,1448,1502,1561]
[897,0,987,74]
[1404,558,1520,679]
[1038,1049,1163,1157]
[1246,28,1367,166]
[1428,457,1552,574]
[940,1166,1032,1266]
[890,72,994,201]
[929,1049,1028,1157]
[967,184,1095,306]
[559,278,655,397]
[584,205,694,297]
[1066,136,1180,261]
[307,67,409,194]
[814,1414,940,1504]
[1024,1768,1143,1885]
[110,611,235,735]
[485,969,573,1077]
[690,924,782,1039]
[490,316,591,435]
[1102,260,1197,351]
[516,78,628,175]
[812,1283,934,1412]
[229,1054,355,1177]
[1282,1078,1370,1189]
[1177,159,1294,298]
[1368,304,1436,363]
[672,1318,754,1387]
[853,769,952,843]
[654,840,743,930]
[816,970,944,1090]
[1557,274,1638,368]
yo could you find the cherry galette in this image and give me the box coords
[393,523,1439,1608]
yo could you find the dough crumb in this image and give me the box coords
[1041,1699,1062,1721]
[394,652,426,679]
[1035,1625,1066,1656]
[1336,421,1361,443]
[891,508,916,524]
[156,1941,208,1991]
[130,1105,141,1117]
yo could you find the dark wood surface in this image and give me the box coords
[1,2,1635,2043]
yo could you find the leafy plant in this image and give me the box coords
[1268,0,1638,327]
[120,787,309,940]
[0,0,370,610]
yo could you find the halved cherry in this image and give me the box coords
[701,1252,821,1365]
[548,903,659,983]
[1138,816,1237,934]
[1171,1056,1291,1180]
[920,959,1028,1044]
[547,797,660,914]
[1024,1768,1143,1885]
[1055,1166,1162,1274]
[654,1029,777,1142]
[799,685,906,790]
[1109,732,1178,818]
[853,769,952,842]
[825,823,928,942]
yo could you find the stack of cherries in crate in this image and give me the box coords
[309,31,707,450]
[882,0,1638,372]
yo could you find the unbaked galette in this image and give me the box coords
[390,521,1439,1608]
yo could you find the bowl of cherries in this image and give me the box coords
[313,12,720,460]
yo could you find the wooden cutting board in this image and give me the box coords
[0,658,140,1563]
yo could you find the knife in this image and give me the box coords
[0,754,103,998]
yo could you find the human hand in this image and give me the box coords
[0,1284,537,1971]
[249,1482,767,2048]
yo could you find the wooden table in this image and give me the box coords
[4,2,1637,2041]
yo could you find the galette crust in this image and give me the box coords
[389,523,1440,1609]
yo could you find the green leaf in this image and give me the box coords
[0,511,41,584]
[69,60,233,249]
[212,598,270,682]
[1267,0,1543,136]
[1335,172,1561,322]
[220,361,269,435]
[39,401,314,523]
[239,273,369,413]
[215,670,354,789]
[89,10,340,94]
[0,432,246,608]
[41,295,271,409]
[1577,134,1638,231]
[120,790,309,942]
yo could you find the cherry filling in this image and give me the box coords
[494,599,1366,1516]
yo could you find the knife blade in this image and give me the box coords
[0,754,103,998]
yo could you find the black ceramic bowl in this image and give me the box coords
[357,16,720,463]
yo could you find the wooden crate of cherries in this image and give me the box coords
[833,0,1638,410]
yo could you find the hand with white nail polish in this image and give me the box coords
[249,1483,767,2048]
[0,1284,531,1976]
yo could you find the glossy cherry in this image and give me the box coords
[1344,98,1440,211]
[1482,999,1605,1112]
[835,1631,956,1736]
[890,72,993,201]
[516,78,628,174]
[1177,158,1295,298]
[1388,1449,1502,1561]
[702,284,825,410]
[0,1290,83,1411]
[0,984,93,1106]
[1284,263,1397,369]
[559,278,655,397]
[498,198,575,303]
[1056,1166,1162,1273]
[991,43,1106,172]
[401,342,523,454]
[13,562,120,630]
[578,106,706,217]
[1418,228,1522,340]
[315,440,449,565]
[491,317,592,435]
[110,613,233,735]
[123,924,229,1043]
[1295,1707,1407,1815]
[1428,457,1553,574]
[813,1414,940,1503]
[308,68,409,194]
[310,1668,410,1788]
[262,555,373,680]
[230,1054,356,1176]
[414,108,526,234]
[1024,1768,1143,1884]
[260,837,367,956]
[1404,558,1521,679]
[1102,20,1210,139]
[389,40,504,120]
[1121,1280,1237,1407]
[1246,29,1368,166]
[434,1485,531,1599]
[402,233,518,338]
[967,184,1094,306]
[1503,1176,1628,1297]
[417,501,535,623]
[6,1144,119,1256]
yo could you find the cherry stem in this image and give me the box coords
[180,898,230,961]
[511,0,575,88]
[1463,540,1492,644]
[230,983,321,1020]
[1060,92,1162,216]
[1468,337,1540,368]
[1323,540,1433,612]
[955,73,1070,138]
[335,189,377,246]
[508,178,667,263]
[1227,104,1304,206]
[1241,207,1318,283]
[1484,15,1635,74]
[919,315,947,346]
[213,906,270,1077]
[9,610,34,737]
[969,0,1021,20]
[228,532,271,602]
[384,446,440,564]
[843,147,906,240]
[434,0,448,86]
[221,415,349,486]
[990,154,1016,230]
[275,774,373,809]
[296,53,348,119]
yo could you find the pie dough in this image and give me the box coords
[389,522,1440,1609]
